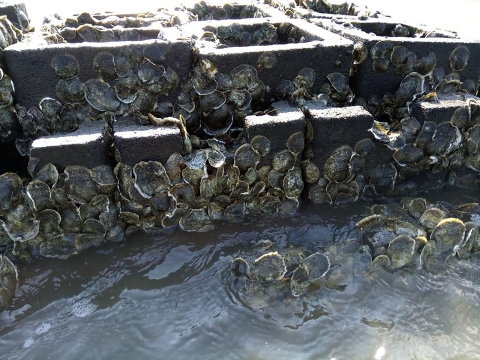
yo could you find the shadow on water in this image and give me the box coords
[1,189,480,359]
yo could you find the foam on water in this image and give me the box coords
[23,337,34,348]
[34,322,51,335]
[70,298,97,318]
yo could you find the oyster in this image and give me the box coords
[324,145,352,182]
[252,251,286,282]
[449,45,470,72]
[430,218,465,249]
[386,235,415,270]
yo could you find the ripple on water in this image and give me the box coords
[3,190,480,359]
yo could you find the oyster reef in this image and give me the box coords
[0,0,480,315]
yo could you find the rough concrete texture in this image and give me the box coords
[188,18,353,103]
[29,120,110,172]
[305,102,374,171]
[310,17,480,100]
[245,100,305,164]
[4,35,193,109]
[411,96,468,125]
[114,117,187,166]
[0,2,29,31]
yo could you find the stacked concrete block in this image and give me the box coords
[4,34,193,109]
[29,120,111,172]
[113,116,187,166]
[308,17,480,102]
[245,100,305,165]
[0,1,30,31]
[185,17,353,103]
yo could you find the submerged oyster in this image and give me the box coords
[252,251,286,282]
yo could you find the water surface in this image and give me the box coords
[2,189,480,359]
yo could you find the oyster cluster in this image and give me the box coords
[44,9,197,44]
[309,138,375,203]
[177,60,266,135]
[192,2,269,21]
[16,44,179,145]
[230,240,331,303]
[0,163,121,260]
[357,197,480,272]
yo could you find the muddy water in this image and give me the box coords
[0,188,480,359]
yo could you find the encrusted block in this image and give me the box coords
[113,117,187,166]
[4,33,193,109]
[29,120,110,172]
[411,95,469,125]
[187,18,353,104]
[245,100,305,164]
[0,1,30,31]
[310,17,480,101]
[305,102,375,171]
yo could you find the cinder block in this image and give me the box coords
[305,102,375,171]
[0,2,30,31]
[186,1,286,20]
[411,94,468,125]
[244,100,305,164]
[309,17,480,101]
[4,34,193,109]
[113,117,187,166]
[185,18,353,104]
[29,120,110,172]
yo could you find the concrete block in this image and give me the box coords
[186,18,353,105]
[411,95,467,125]
[4,33,193,109]
[305,102,375,172]
[29,120,110,172]
[244,100,305,165]
[186,1,286,20]
[113,117,187,166]
[310,17,480,101]
[0,2,29,31]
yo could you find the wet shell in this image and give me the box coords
[133,161,171,199]
[395,72,423,104]
[252,251,286,282]
[64,166,97,204]
[324,145,352,182]
[0,173,23,212]
[372,58,389,73]
[425,122,462,156]
[466,124,480,154]
[283,168,304,200]
[234,144,260,173]
[393,144,424,167]
[387,235,415,270]
[353,42,367,65]
[231,257,250,277]
[202,103,233,136]
[354,138,375,157]
[179,209,213,232]
[250,135,271,157]
[449,45,470,72]
[26,180,53,212]
[230,64,259,90]
[301,160,320,184]
[414,52,437,75]
[114,73,140,104]
[51,54,79,79]
[199,91,226,115]
[390,46,409,67]
[415,121,436,149]
[272,150,296,172]
[275,79,295,99]
[369,163,397,194]
[370,40,394,60]
[227,89,251,111]
[93,51,117,82]
[55,77,85,103]
[84,78,121,112]
[286,132,305,155]
[257,52,277,70]
[431,218,465,249]
[419,207,446,230]
[192,67,217,96]
[327,72,348,93]
[405,197,427,219]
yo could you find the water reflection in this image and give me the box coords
[0,191,480,359]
